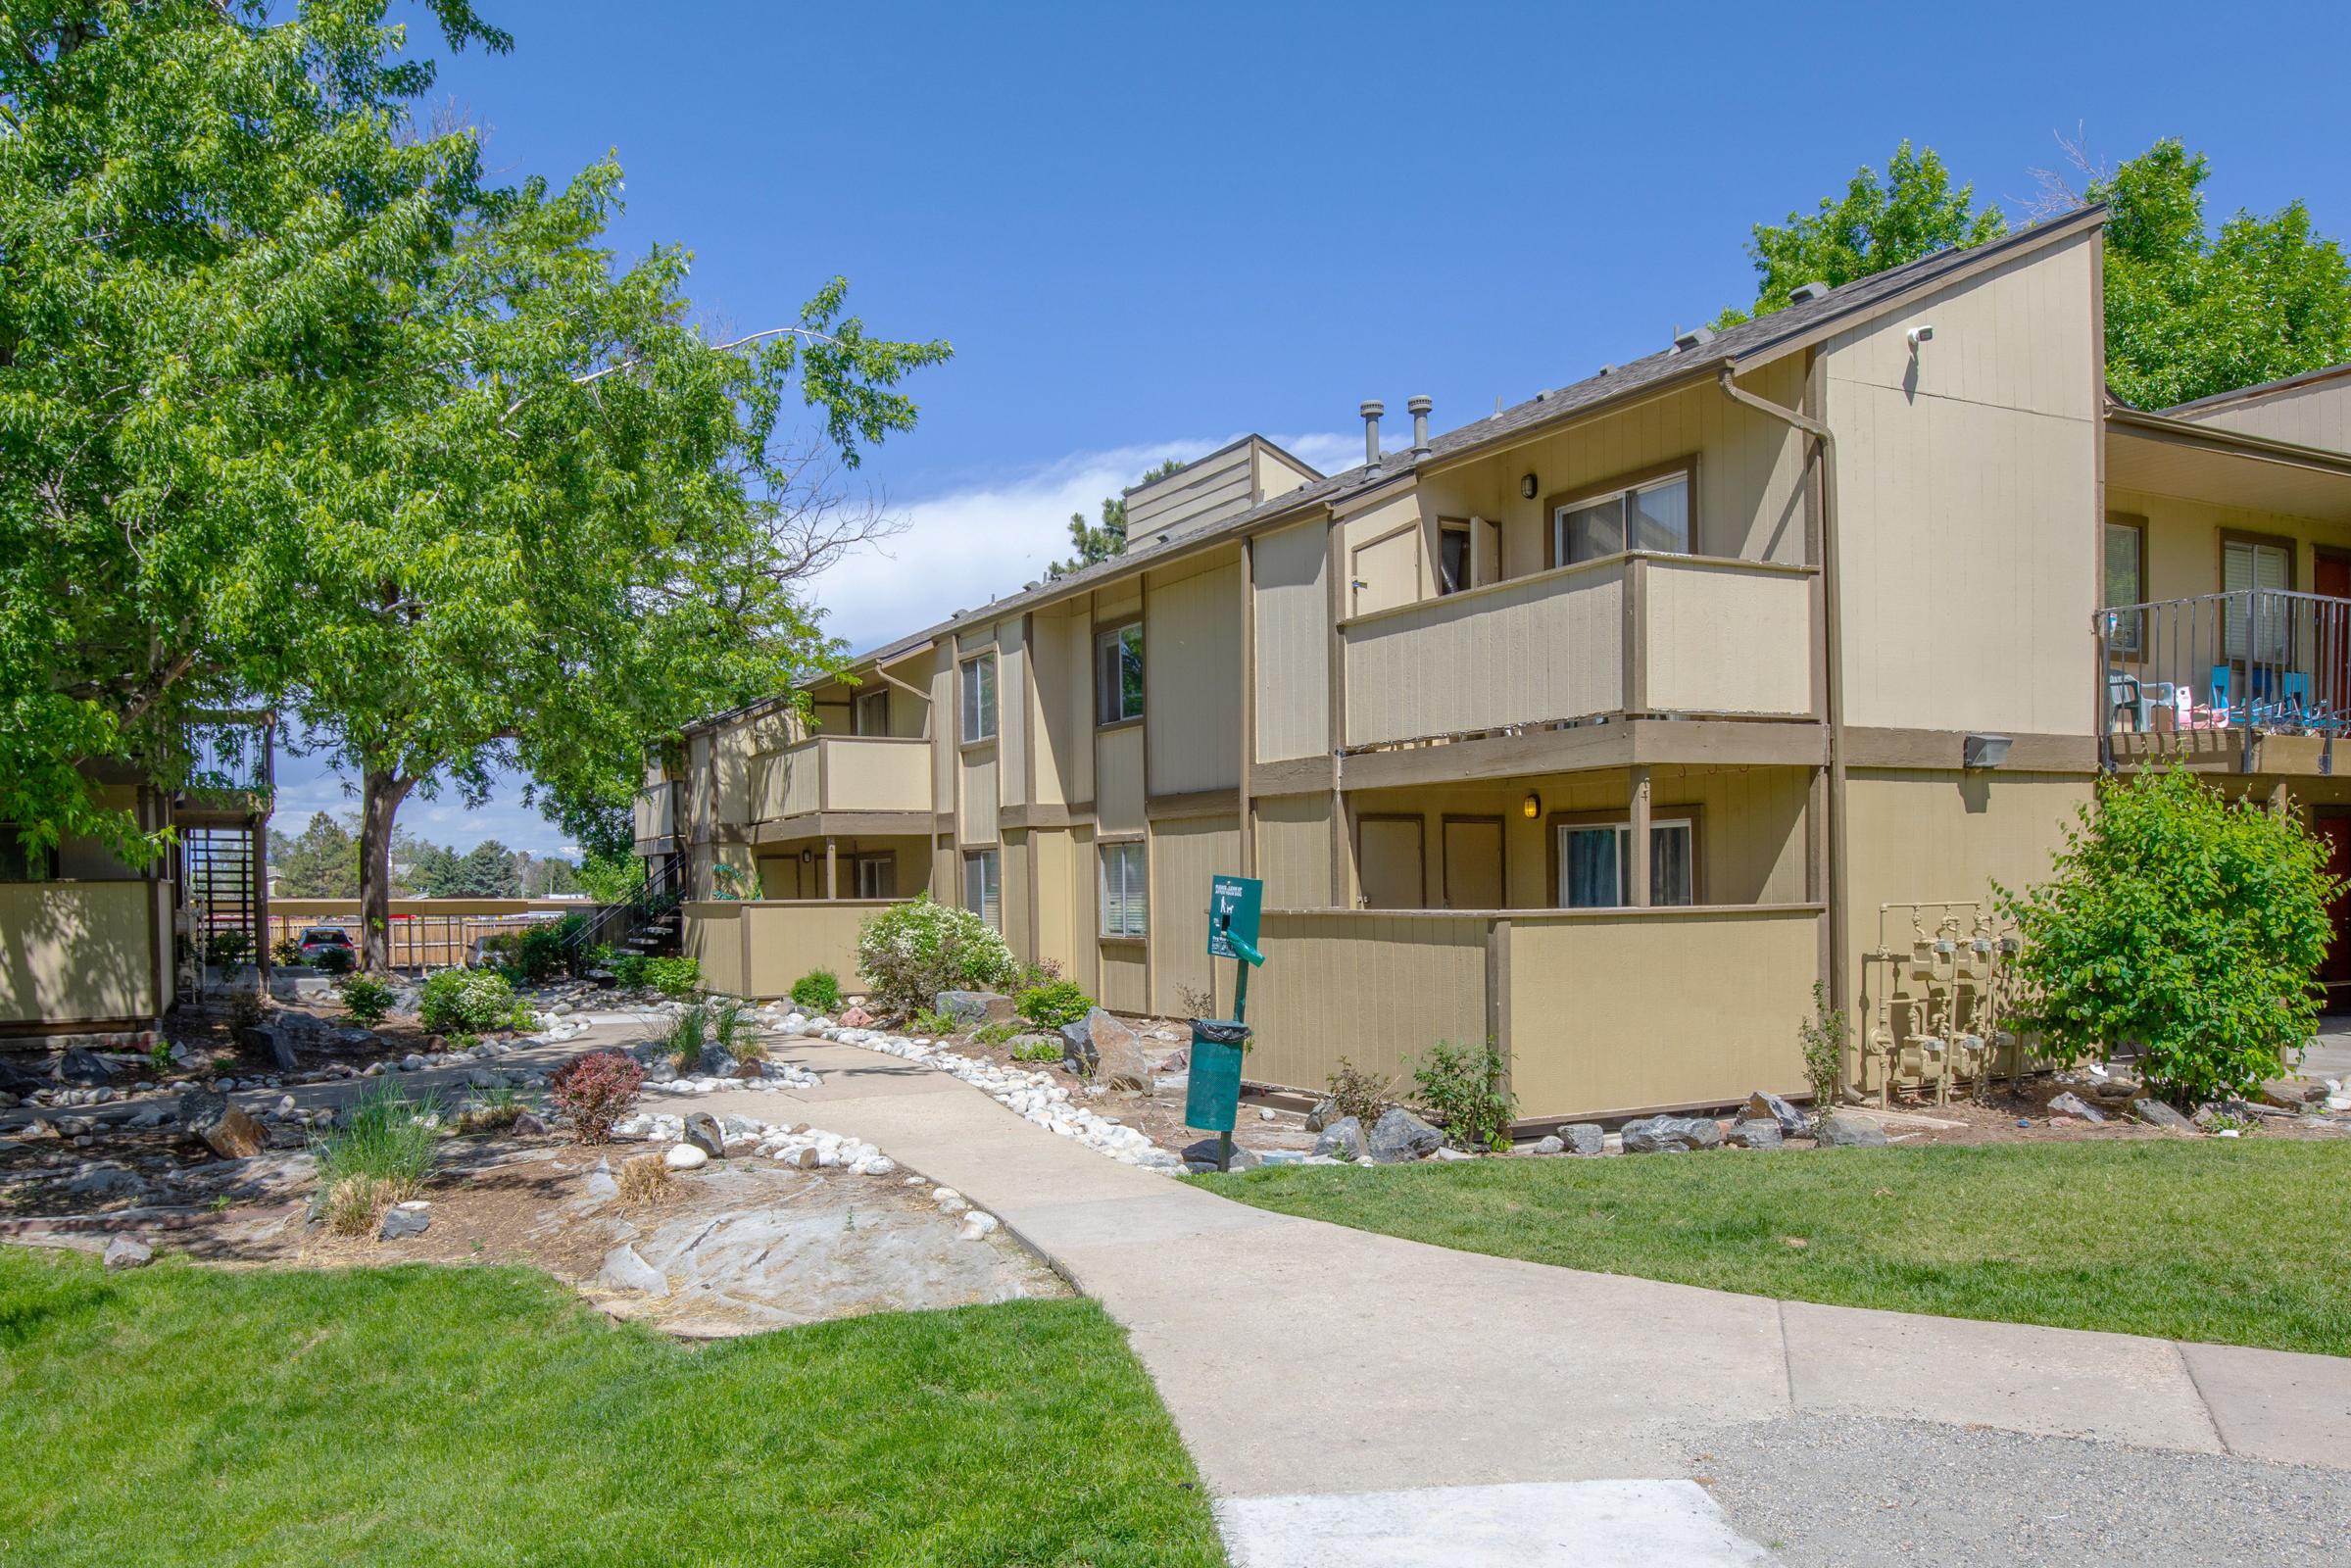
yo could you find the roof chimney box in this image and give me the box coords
[1673,324,1716,353]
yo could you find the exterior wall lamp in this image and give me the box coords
[1522,791,1543,819]
[1520,472,1538,501]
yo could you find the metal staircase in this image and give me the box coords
[564,855,685,968]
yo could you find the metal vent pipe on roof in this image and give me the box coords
[1359,400,1384,472]
[1408,395,1433,458]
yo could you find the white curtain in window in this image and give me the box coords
[1101,842,1148,936]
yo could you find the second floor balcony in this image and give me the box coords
[748,734,932,831]
[2101,588,2351,772]
[1339,551,1818,752]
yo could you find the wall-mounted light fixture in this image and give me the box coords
[1521,791,1543,820]
[800,848,816,865]
[1961,733,2012,769]
[1520,472,1539,501]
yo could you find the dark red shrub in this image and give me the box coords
[549,1050,644,1145]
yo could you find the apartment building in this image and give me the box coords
[645,202,2351,1127]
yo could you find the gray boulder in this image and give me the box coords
[1303,1097,1338,1133]
[1528,1134,1564,1155]
[1083,1008,1151,1091]
[934,991,1012,1030]
[378,1205,429,1241]
[57,1047,114,1087]
[1058,1019,1098,1077]
[1557,1123,1607,1156]
[1621,1115,1723,1153]
[1180,1137,1260,1173]
[2260,1079,2325,1109]
[1311,1115,1365,1160]
[1725,1119,1784,1150]
[178,1087,266,1158]
[2132,1098,2195,1132]
[1744,1090,1806,1138]
[1367,1106,1444,1163]
[2084,1076,2139,1104]
[683,1112,726,1159]
[597,1244,669,1298]
[583,1158,619,1201]
[513,1110,551,1138]
[694,1046,740,1079]
[2047,1091,2106,1123]
[102,1235,153,1271]
[1814,1112,1888,1148]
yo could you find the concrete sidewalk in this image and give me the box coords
[699,1037,2351,1564]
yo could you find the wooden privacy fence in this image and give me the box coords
[680,900,892,999]
[267,899,597,972]
[1245,904,1824,1125]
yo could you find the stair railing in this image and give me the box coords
[563,855,686,968]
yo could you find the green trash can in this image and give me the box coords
[1183,1018,1250,1135]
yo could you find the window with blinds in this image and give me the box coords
[962,849,1001,929]
[1099,841,1148,937]
[2223,537,2291,663]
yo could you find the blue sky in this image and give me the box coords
[275,0,2351,855]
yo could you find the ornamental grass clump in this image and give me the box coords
[857,895,1017,1012]
[316,1080,442,1234]
[1997,765,2338,1108]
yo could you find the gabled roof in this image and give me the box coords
[809,204,2110,695]
[2162,360,2351,420]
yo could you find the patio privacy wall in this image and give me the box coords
[1,881,167,1028]
[681,900,889,999]
[1244,905,1821,1123]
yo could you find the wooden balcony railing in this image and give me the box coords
[749,735,932,822]
[1339,552,1815,750]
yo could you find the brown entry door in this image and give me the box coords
[1357,816,1426,909]
[2320,814,2351,995]
[2317,554,2351,718]
[1442,817,1504,909]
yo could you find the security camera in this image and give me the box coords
[1906,323,1935,347]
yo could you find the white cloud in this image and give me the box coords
[814,430,1356,653]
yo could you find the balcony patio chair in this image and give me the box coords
[2106,670,2176,734]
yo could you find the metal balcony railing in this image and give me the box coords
[2099,590,2351,768]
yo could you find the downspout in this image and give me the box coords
[1716,366,1852,1047]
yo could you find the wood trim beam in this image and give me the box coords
[1842,728,2098,772]
[1250,755,1336,796]
[1338,719,1827,793]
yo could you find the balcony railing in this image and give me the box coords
[2099,589,2351,769]
[180,711,274,799]
[1339,552,1816,750]
[749,735,931,823]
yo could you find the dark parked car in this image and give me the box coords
[295,926,355,966]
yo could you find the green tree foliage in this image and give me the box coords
[423,838,523,899]
[269,812,362,899]
[1997,768,2337,1107]
[1050,457,1187,576]
[1716,142,2006,327]
[2084,140,2351,407]
[572,850,645,906]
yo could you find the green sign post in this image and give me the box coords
[1187,874,1264,1172]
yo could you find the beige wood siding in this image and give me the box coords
[1099,939,1147,1013]
[1414,358,1813,577]
[1069,823,1100,997]
[2180,376,2351,450]
[1251,517,1331,762]
[1001,830,1032,963]
[0,880,163,1025]
[750,743,822,821]
[1248,911,1490,1094]
[1254,793,1334,907]
[1504,907,1819,1116]
[1032,827,1076,975]
[820,738,933,812]
[682,900,894,999]
[679,901,743,995]
[996,620,1029,804]
[1029,608,1080,806]
[1096,721,1145,834]
[1127,440,1257,543]
[1344,561,1626,747]
[1641,559,1814,715]
[1145,555,1242,795]
[1148,813,1241,1014]
[958,749,1000,845]
[1348,523,1421,616]
[1827,232,2099,736]
[1254,442,1321,501]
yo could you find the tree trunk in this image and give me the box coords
[359,769,413,976]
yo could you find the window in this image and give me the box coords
[1095,621,1144,725]
[0,825,55,883]
[1553,471,1691,565]
[1556,819,1694,907]
[960,652,997,742]
[2223,535,2292,662]
[853,688,890,737]
[961,849,1001,929]
[853,854,893,899]
[1438,522,1472,594]
[2102,518,2145,656]
[1100,841,1148,937]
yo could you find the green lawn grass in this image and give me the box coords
[1196,1139,2351,1356]
[0,1250,1226,1567]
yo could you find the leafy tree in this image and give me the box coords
[1996,767,2336,1108]
[1050,457,1187,576]
[572,850,646,906]
[1716,141,2006,327]
[392,830,458,900]
[269,812,361,899]
[0,0,512,866]
[2049,138,2351,407]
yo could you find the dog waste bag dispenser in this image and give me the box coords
[1186,875,1264,1171]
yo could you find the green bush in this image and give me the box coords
[909,1006,958,1037]
[856,895,1017,1011]
[1796,981,1846,1129]
[609,952,650,990]
[645,956,702,998]
[1010,1036,1064,1063]
[1014,979,1094,1030]
[270,935,303,967]
[1325,1057,1396,1128]
[1410,1040,1516,1152]
[1998,766,2339,1107]
[484,921,571,984]
[791,968,845,1012]
[417,969,518,1036]
[203,929,252,967]
[315,944,354,976]
[340,975,395,1028]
